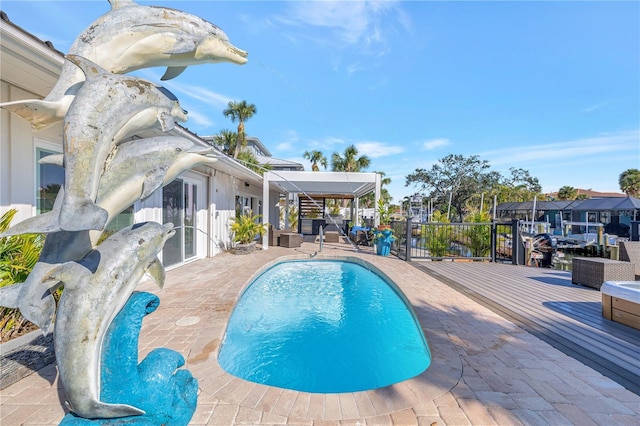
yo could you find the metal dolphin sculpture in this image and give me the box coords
[0,136,217,333]
[58,54,188,232]
[41,221,175,419]
[0,0,248,130]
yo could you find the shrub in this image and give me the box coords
[230,212,268,244]
[0,209,45,341]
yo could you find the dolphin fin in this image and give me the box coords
[18,266,62,335]
[1,100,67,131]
[38,154,64,167]
[145,257,166,289]
[108,0,138,10]
[59,201,108,232]
[43,262,91,290]
[66,54,108,79]
[141,168,168,200]
[0,211,62,238]
[0,283,22,309]
[161,66,187,81]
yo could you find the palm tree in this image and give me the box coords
[212,129,237,156]
[331,144,370,172]
[619,169,640,197]
[223,100,257,159]
[237,149,272,175]
[360,171,392,208]
[557,186,578,200]
[303,150,328,171]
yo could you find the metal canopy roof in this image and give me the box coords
[264,171,380,199]
[497,196,640,212]
[261,171,381,251]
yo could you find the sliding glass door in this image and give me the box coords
[162,178,199,266]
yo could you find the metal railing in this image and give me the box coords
[391,218,516,262]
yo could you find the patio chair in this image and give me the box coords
[619,241,640,279]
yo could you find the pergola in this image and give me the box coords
[262,171,381,250]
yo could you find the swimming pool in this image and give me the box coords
[218,259,431,393]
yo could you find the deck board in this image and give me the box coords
[410,261,640,395]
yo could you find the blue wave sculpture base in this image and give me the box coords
[60,291,198,425]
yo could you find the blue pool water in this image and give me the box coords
[217,260,431,393]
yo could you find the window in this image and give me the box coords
[35,146,133,233]
[36,147,64,214]
[235,195,252,218]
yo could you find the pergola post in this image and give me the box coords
[262,171,271,251]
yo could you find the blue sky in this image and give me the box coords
[3,0,639,203]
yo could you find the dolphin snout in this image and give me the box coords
[163,223,176,238]
[189,145,216,155]
[229,45,248,64]
[173,106,188,123]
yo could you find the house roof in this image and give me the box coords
[246,136,271,157]
[497,197,640,212]
[256,155,304,171]
[264,171,380,199]
[569,196,640,211]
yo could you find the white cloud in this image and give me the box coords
[583,102,608,113]
[136,69,232,108]
[356,141,405,158]
[183,110,215,129]
[277,0,407,57]
[421,138,451,150]
[481,130,639,167]
[277,142,293,151]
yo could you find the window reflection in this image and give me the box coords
[36,148,64,214]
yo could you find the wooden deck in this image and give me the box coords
[410,260,640,395]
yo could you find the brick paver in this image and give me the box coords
[1,240,639,425]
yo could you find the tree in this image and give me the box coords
[619,169,640,197]
[331,145,371,172]
[360,171,392,208]
[303,150,328,171]
[557,186,578,200]
[223,100,257,159]
[489,167,542,205]
[237,149,271,175]
[211,129,237,156]
[405,154,494,222]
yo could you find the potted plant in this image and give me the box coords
[230,212,268,255]
[373,228,395,256]
[376,199,394,230]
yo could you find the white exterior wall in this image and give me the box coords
[1,80,64,224]
[209,170,236,254]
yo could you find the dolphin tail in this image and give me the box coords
[69,399,145,419]
[0,282,21,309]
[59,201,108,232]
[19,265,67,334]
[0,276,58,335]
[0,211,62,238]
[108,0,139,10]
[0,100,66,131]
[66,54,108,79]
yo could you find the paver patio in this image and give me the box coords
[1,238,639,425]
